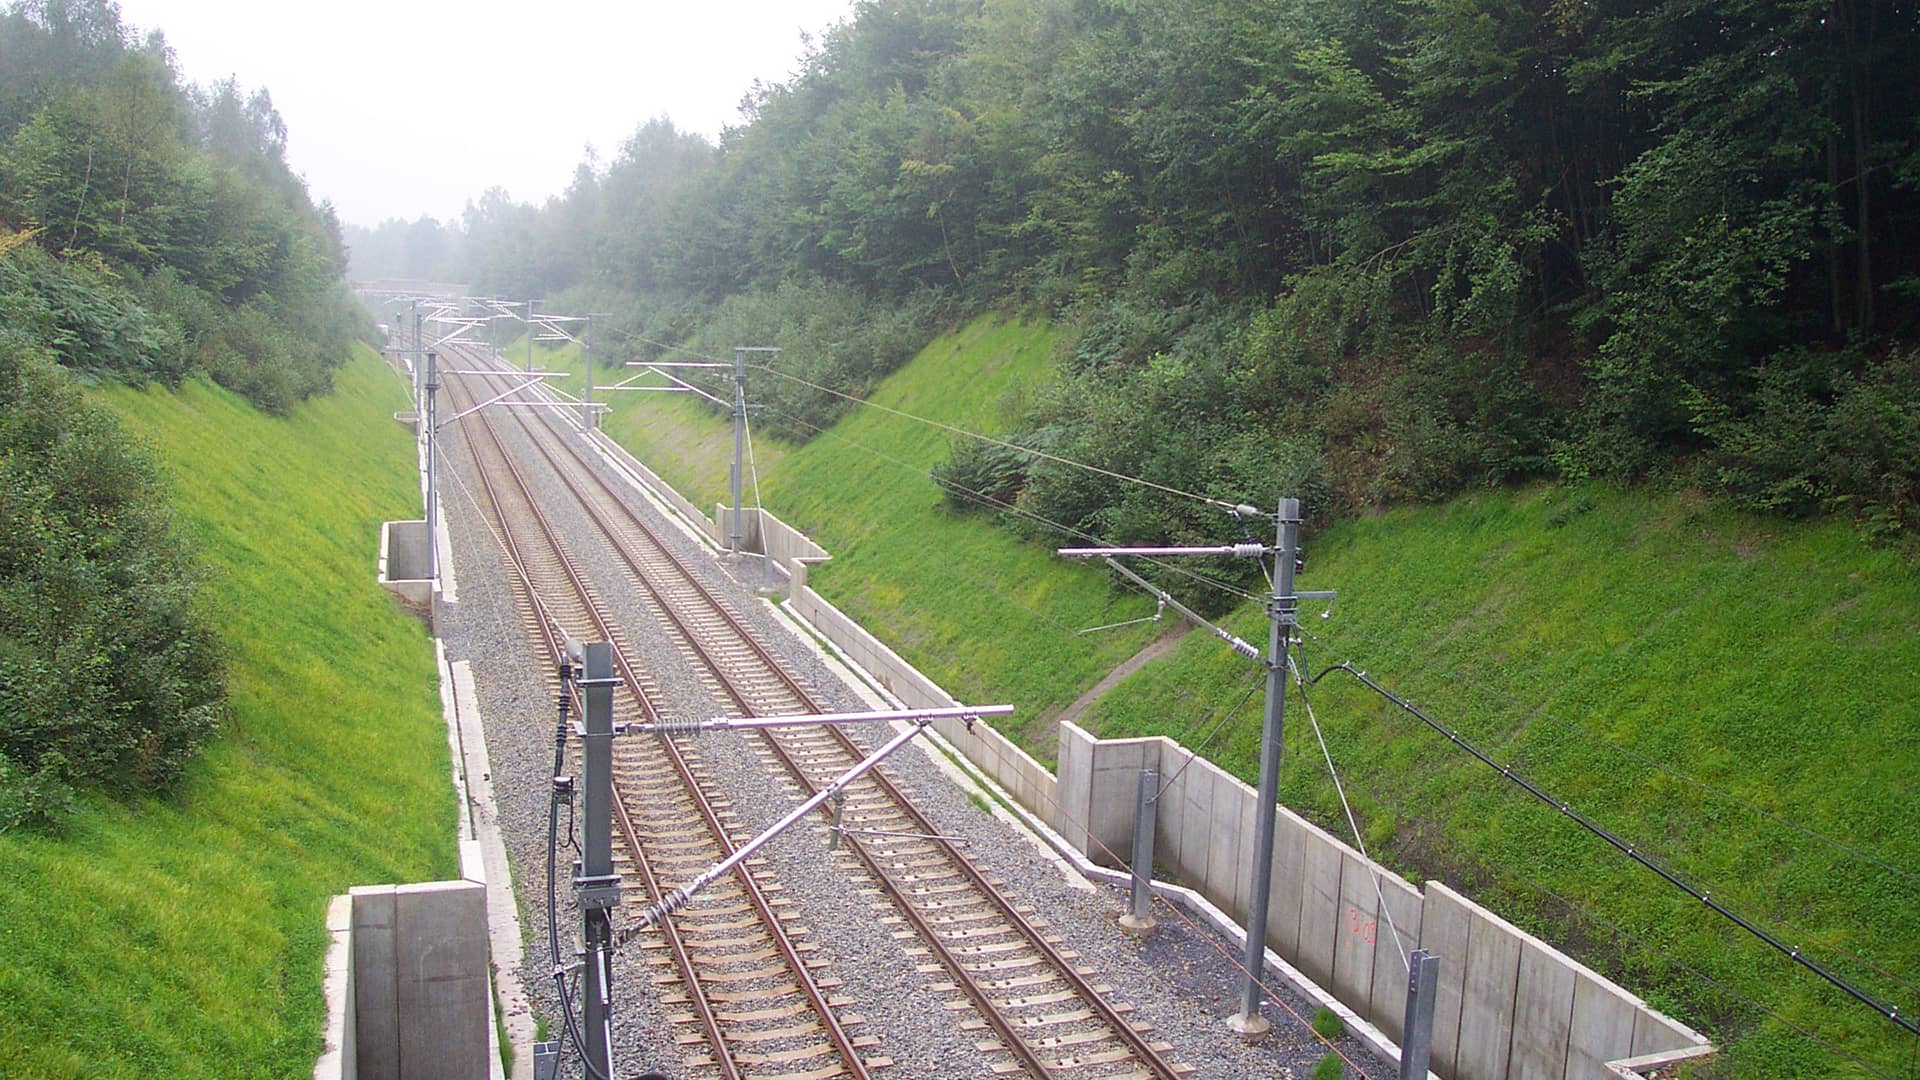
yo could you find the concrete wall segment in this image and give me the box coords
[1366,875,1424,1046]
[393,881,489,1080]
[1296,828,1345,989]
[1332,853,1382,1010]
[1568,973,1639,1080]
[1419,883,1474,1078]
[1456,903,1523,1080]
[1510,944,1578,1080]
[1267,807,1311,959]
[349,887,399,1080]
[1202,766,1246,912]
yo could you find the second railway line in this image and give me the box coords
[424,343,1387,1079]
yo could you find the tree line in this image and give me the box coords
[0,0,369,825]
[353,0,1918,574]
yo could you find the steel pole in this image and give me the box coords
[729,347,746,556]
[1232,496,1299,1036]
[583,314,594,429]
[1399,949,1440,1079]
[579,642,616,1079]
[424,350,439,584]
[1121,768,1159,932]
[526,299,536,374]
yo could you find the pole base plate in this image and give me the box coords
[1226,1010,1272,1042]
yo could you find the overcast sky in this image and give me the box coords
[113,0,858,228]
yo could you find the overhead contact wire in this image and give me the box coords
[1303,659,1919,1039]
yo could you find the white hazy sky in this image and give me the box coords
[113,1,859,227]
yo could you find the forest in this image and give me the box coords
[353,0,1919,596]
[0,0,370,823]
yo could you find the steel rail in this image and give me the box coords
[445,362,872,1080]
[456,349,1183,1079]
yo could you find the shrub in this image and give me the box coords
[0,334,225,824]
[1695,347,1920,539]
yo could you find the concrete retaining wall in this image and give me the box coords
[1054,725,1710,1079]
[316,880,490,1080]
[578,443,1711,1080]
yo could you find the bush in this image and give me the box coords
[0,334,225,824]
[1696,347,1920,539]
[0,243,190,383]
[931,437,1032,510]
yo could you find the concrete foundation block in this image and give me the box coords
[1511,942,1579,1080]
[394,880,488,1080]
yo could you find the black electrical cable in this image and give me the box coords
[1304,659,1920,1040]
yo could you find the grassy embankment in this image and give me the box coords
[0,347,455,1078]
[533,316,1166,746]
[534,316,1917,1078]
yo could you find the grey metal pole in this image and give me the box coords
[412,305,422,415]
[526,299,536,374]
[729,347,746,556]
[424,350,439,584]
[1399,950,1440,1079]
[583,314,594,429]
[1232,496,1300,1037]
[1121,768,1159,932]
[578,642,617,1079]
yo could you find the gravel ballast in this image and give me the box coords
[430,385,1390,1080]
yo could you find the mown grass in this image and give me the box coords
[0,347,455,1078]
[556,318,1919,1077]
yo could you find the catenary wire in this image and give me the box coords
[753,361,1256,516]
[1304,617,1920,892]
[1331,756,1907,1080]
[756,399,1264,605]
[1289,656,1409,972]
[1299,657,1920,1040]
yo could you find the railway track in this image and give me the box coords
[444,363,878,1080]
[442,346,1190,1078]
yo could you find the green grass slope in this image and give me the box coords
[564,318,1916,1077]
[1088,484,1919,1078]
[551,316,1167,746]
[0,347,455,1079]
